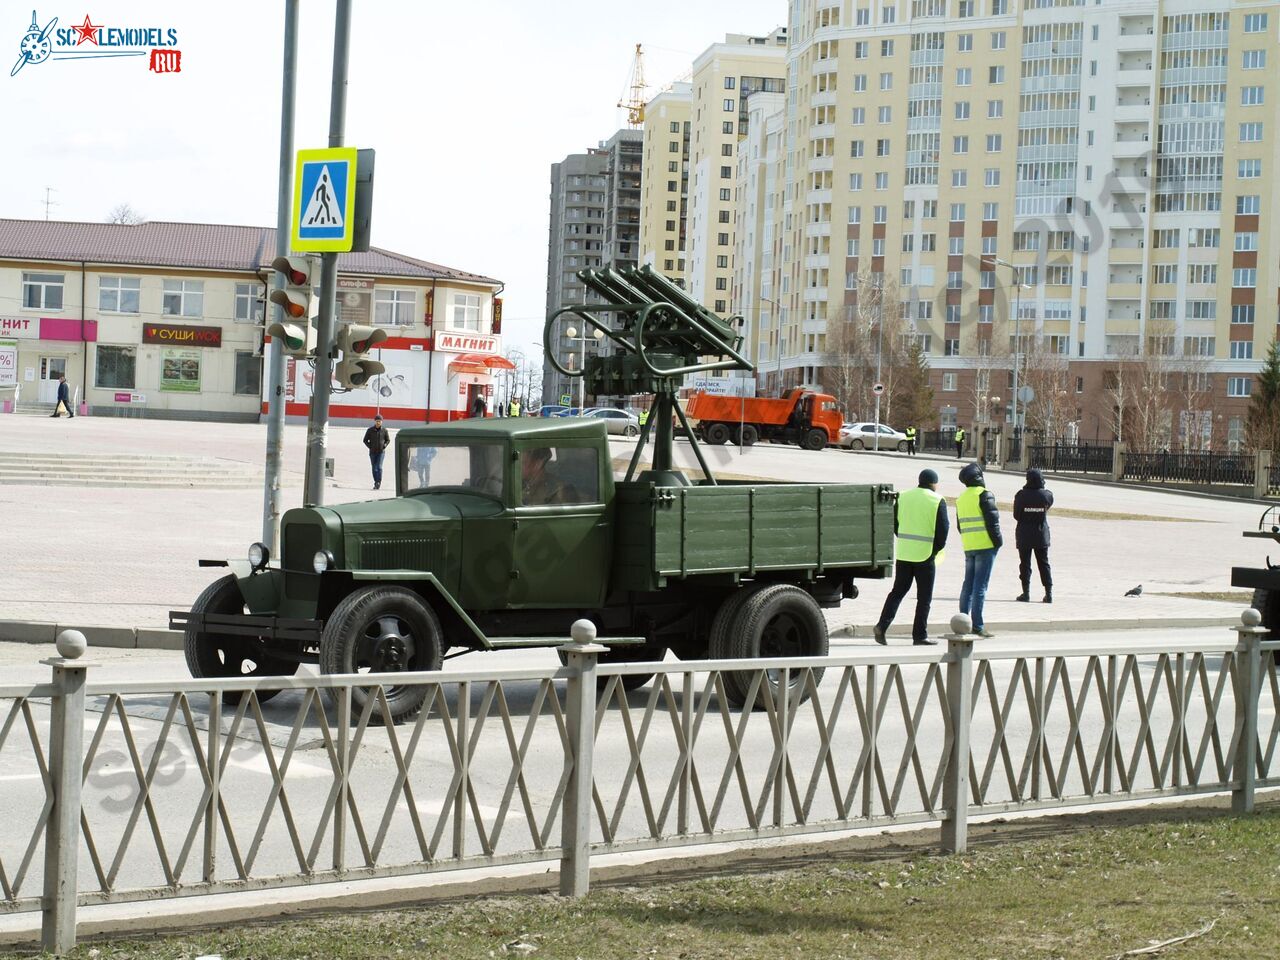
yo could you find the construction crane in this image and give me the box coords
[617,43,647,127]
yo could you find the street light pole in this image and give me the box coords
[994,258,1028,441]
[563,326,598,413]
[873,290,883,451]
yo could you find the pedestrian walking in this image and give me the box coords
[50,374,74,418]
[874,468,949,647]
[905,425,917,456]
[471,393,486,419]
[1014,467,1054,603]
[362,414,390,490]
[953,425,965,458]
[957,461,1003,638]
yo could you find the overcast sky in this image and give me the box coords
[1,0,785,354]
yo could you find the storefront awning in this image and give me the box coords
[448,352,490,376]
[484,355,517,371]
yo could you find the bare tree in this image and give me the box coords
[965,340,1010,436]
[1020,340,1074,441]
[823,269,904,422]
[106,203,145,225]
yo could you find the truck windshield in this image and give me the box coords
[401,443,505,497]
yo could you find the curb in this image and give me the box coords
[0,620,183,651]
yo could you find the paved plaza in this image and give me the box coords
[0,414,1261,638]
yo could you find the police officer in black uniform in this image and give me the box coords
[1013,467,1054,603]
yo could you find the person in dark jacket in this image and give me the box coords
[957,461,1003,638]
[1013,467,1054,603]
[875,469,949,646]
[362,414,390,489]
[51,374,73,418]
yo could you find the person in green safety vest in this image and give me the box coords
[954,426,966,458]
[874,469,949,646]
[956,461,1004,638]
[509,398,522,417]
[639,409,649,427]
[905,425,917,456]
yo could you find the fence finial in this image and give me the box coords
[570,619,598,645]
[1241,607,1263,629]
[949,613,973,637]
[55,629,87,660]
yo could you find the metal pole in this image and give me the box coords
[579,335,586,413]
[873,293,883,450]
[262,0,299,551]
[1232,608,1266,814]
[303,0,352,507]
[1012,283,1022,441]
[559,620,604,896]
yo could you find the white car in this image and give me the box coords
[839,421,910,451]
[585,407,641,437]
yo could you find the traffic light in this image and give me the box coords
[335,323,388,387]
[266,255,318,356]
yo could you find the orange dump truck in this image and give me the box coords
[686,388,843,450]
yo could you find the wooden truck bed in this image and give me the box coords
[612,480,895,589]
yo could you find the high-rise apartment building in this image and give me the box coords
[730,0,1277,448]
[639,83,692,282]
[543,129,644,407]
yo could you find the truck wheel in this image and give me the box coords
[705,422,731,445]
[720,584,828,710]
[184,574,297,704]
[1252,588,1280,640]
[740,424,759,446]
[707,586,766,661]
[320,586,443,725]
[801,428,827,451]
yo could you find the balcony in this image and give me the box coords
[1116,32,1155,52]
[802,286,829,302]
[804,254,829,269]
[812,58,837,76]
[1106,283,1143,300]
[1108,246,1145,265]
[806,188,832,205]
[1115,103,1153,123]
[1111,175,1148,195]
[1115,68,1153,88]
[1112,138,1151,158]
[808,155,834,172]
[809,122,836,140]
[805,221,832,238]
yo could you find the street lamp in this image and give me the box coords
[993,258,1032,441]
[563,325,601,413]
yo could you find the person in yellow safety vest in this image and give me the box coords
[874,468,949,646]
[954,426,966,458]
[509,398,521,417]
[639,409,649,427]
[957,461,1004,638]
[905,426,917,457]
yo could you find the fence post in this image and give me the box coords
[41,630,91,956]
[941,614,974,854]
[1111,441,1125,482]
[1253,450,1271,500]
[559,619,605,897]
[1232,608,1267,814]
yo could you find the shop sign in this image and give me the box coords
[0,317,38,340]
[114,392,146,403]
[337,277,373,290]
[434,332,500,355]
[143,323,222,348]
[160,347,202,392]
[0,341,16,387]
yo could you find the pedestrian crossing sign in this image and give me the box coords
[291,147,358,252]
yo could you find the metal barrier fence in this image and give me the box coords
[3,615,1278,953]
[1123,450,1255,487]
[1027,443,1115,474]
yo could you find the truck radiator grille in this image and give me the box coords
[359,537,447,572]
[283,524,323,572]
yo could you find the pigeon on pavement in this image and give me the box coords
[1125,585,1143,597]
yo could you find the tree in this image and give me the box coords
[891,337,935,428]
[1247,339,1280,454]
[106,203,145,225]
[1020,340,1074,441]
[822,269,905,422]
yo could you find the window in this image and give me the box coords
[875,171,889,190]
[953,135,969,154]
[949,236,964,255]
[991,30,1006,50]
[1189,228,1219,248]
[721,143,733,157]
[94,345,135,389]
[1239,159,1262,179]
[1236,231,1259,251]
[952,169,968,187]
[979,305,994,323]
[1244,13,1268,32]
[903,200,915,219]
[519,447,601,505]
[956,67,972,86]
[987,99,1003,119]
[1151,264,1177,285]
[880,72,893,91]
[922,200,937,218]
[1153,229,1180,248]
[720,165,732,178]
[715,277,727,290]
[852,107,865,124]
[876,138,890,156]
[1232,305,1255,324]
[921,233,937,252]
[717,209,730,223]
[378,288,419,327]
[879,105,893,123]
[881,39,894,56]
[1186,300,1216,320]
[943,372,957,392]
[716,255,729,269]
[873,238,886,255]
[234,282,265,323]
[988,66,1004,83]
[722,121,734,134]
[717,232,729,245]
[948,271,963,290]
[847,239,860,257]
[1013,231,1039,251]
[856,7,870,24]
[955,101,970,120]
[854,73,867,92]
[161,279,203,318]
[724,77,735,90]
[901,235,915,253]
[851,140,864,158]
[985,133,1002,152]
[1186,264,1217,285]
[958,33,973,51]
[1242,86,1264,106]
[945,339,961,356]
[1237,195,1261,214]
[950,203,965,221]
[850,172,863,190]
[1228,377,1252,398]
[98,276,140,314]
[849,205,862,224]
[22,272,64,310]
[1231,341,1254,360]
[1244,50,1266,70]
[234,351,261,396]
[982,202,998,220]
[958,0,973,15]
[1241,122,1263,143]
[981,236,996,255]
[723,98,735,111]
[1234,268,1257,288]
[668,140,679,153]
[873,205,888,223]
[882,4,896,23]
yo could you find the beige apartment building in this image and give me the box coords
[700,0,1278,448]
[639,83,692,282]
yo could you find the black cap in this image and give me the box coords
[918,468,939,486]
[374,414,383,421]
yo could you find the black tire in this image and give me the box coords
[897,440,908,452]
[707,586,767,661]
[740,424,759,446]
[560,643,664,693]
[623,424,639,437]
[1251,588,1280,640]
[802,428,827,451]
[184,574,297,704]
[705,422,731,445]
[719,584,829,710]
[320,586,444,724]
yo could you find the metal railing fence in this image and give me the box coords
[1122,450,1255,486]
[1027,443,1115,474]
[2,616,1277,954]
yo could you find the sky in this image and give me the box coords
[0,0,787,355]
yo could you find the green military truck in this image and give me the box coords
[174,266,895,721]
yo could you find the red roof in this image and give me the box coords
[0,218,500,285]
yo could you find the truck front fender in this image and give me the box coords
[349,570,490,649]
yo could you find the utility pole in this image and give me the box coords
[42,187,57,220]
[302,0,352,507]
[261,0,299,552]
[872,285,884,451]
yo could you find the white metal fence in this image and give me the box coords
[2,614,1278,954]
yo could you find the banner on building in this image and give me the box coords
[0,341,16,387]
[160,348,202,392]
[144,323,222,348]
[434,332,501,355]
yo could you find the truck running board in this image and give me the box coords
[482,635,647,650]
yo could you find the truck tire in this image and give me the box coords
[740,424,759,446]
[719,584,829,710]
[320,586,444,725]
[707,585,767,662]
[705,422,731,445]
[184,574,297,704]
[1251,588,1280,640]
[801,428,827,451]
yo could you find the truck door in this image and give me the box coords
[510,443,612,608]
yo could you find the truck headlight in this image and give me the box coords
[248,542,270,571]
[312,550,335,575]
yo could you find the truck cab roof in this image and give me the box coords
[396,417,609,445]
